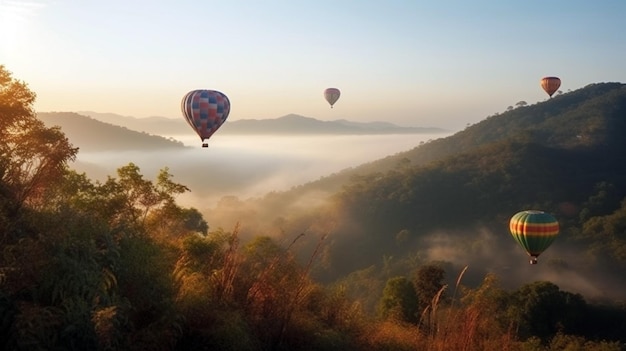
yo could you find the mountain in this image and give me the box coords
[38,112,187,152]
[264,82,626,197]
[77,111,448,135]
[217,114,447,135]
[208,82,626,300]
[77,111,192,135]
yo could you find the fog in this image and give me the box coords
[416,227,625,301]
[69,133,625,301]
[71,133,451,208]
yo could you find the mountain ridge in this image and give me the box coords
[76,111,449,135]
[279,82,626,197]
[38,112,187,152]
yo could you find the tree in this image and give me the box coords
[548,333,622,350]
[453,273,512,348]
[97,163,207,238]
[581,197,626,264]
[145,166,208,237]
[508,281,587,341]
[0,65,78,216]
[413,264,447,314]
[233,235,308,348]
[515,100,528,108]
[378,276,419,323]
[579,182,620,222]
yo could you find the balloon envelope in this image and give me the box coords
[181,90,230,146]
[324,88,341,108]
[540,77,561,97]
[509,210,559,264]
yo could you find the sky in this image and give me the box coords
[1,0,625,130]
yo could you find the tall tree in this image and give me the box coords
[508,281,587,341]
[413,264,447,314]
[0,65,78,216]
[378,276,419,323]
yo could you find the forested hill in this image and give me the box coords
[280,82,626,195]
[38,112,186,152]
[404,82,626,163]
[214,82,626,300]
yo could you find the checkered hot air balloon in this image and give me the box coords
[509,210,560,264]
[540,77,561,98]
[324,88,340,108]
[181,89,230,148]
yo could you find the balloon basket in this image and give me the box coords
[202,143,208,148]
[530,257,538,265]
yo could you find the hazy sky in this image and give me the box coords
[2,0,625,130]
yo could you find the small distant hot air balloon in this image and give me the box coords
[540,77,561,98]
[181,89,230,148]
[509,210,560,264]
[324,88,341,108]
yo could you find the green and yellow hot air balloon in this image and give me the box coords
[509,210,559,265]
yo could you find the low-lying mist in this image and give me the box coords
[71,133,449,208]
[69,132,625,302]
[416,227,624,302]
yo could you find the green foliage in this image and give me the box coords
[425,273,514,351]
[332,265,386,314]
[0,65,78,216]
[548,333,623,351]
[579,182,622,222]
[378,276,419,323]
[582,303,626,343]
[3,67,626,349]
[580,198,626,264]
[279,83,626,287]
[508,281,588,341]
[413,264,447,314]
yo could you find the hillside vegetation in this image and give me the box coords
[262,82,626,197]
[39,112,186,151]
[209,82,626,301]
[2,65,625,350]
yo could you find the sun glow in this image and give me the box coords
[0,0,45,59]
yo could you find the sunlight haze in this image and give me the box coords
[2,0,625,130]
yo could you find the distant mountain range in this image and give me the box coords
[38,111,446,152]
[77,111,449,135]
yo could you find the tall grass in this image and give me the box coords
[421,266,517,351]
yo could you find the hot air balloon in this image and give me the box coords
[181,89,230,148]
[324,88,341,108]
[509,210,560,264]
[540,77,561,98]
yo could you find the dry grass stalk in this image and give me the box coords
[215,223,241,301]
